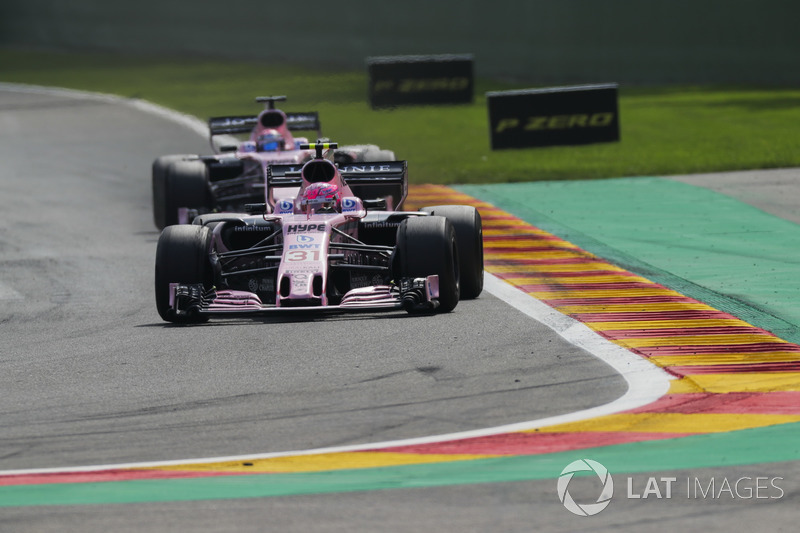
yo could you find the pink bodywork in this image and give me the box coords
[232,108,317,194]
[191,155,438,313]
[247,109,300,150]
[269,157,362,308]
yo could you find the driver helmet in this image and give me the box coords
[256,129,285,152]
[300,183,341,214]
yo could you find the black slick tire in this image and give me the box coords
[155,224,212,323]
[395,215,459,313]
[152,154,192,230]
[162,159,212,228]
[421,205,483,299]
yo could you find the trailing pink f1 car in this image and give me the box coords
[151,95,395,229]
[154,142,483,322]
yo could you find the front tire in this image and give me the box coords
[155,225,212,323]
[421,205,483,299]
[395,215,459,313]
[152,154,192,230]
[162,159,212,228]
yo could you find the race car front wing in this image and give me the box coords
[168,275,440,317]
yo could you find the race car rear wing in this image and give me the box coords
[208,112,322,136]
[286,112,322,134]
[267,160,408,210]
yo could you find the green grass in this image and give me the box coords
[3,48,800,184]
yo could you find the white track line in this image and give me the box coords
[0,84,673,476]
[0,82,209,138]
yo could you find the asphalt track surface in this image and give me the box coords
[0,88,632,530]
[1,87,798,531]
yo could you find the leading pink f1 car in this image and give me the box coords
[154,142,483,322]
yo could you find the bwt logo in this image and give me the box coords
[277,199,294,213]
[557,459,614,516]
[495,113,615,133]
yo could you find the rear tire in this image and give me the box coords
[395,215,459,313]
[421,205,483,299]
[162,160,212,228]
[155,225,212,323]
[152,154,192,230]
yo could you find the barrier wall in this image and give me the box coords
[1,0,798,85]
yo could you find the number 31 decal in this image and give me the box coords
[286,250,321,262]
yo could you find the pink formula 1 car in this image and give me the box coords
[154,142,483,322]
[151,96,395,229]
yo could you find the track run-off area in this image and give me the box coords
[1,84,799,530]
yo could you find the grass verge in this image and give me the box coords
[2,48,799,184]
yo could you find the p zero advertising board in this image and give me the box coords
[487,84,620,150]
[367,54,473,109]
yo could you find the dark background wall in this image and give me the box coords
[1,0,798,85]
